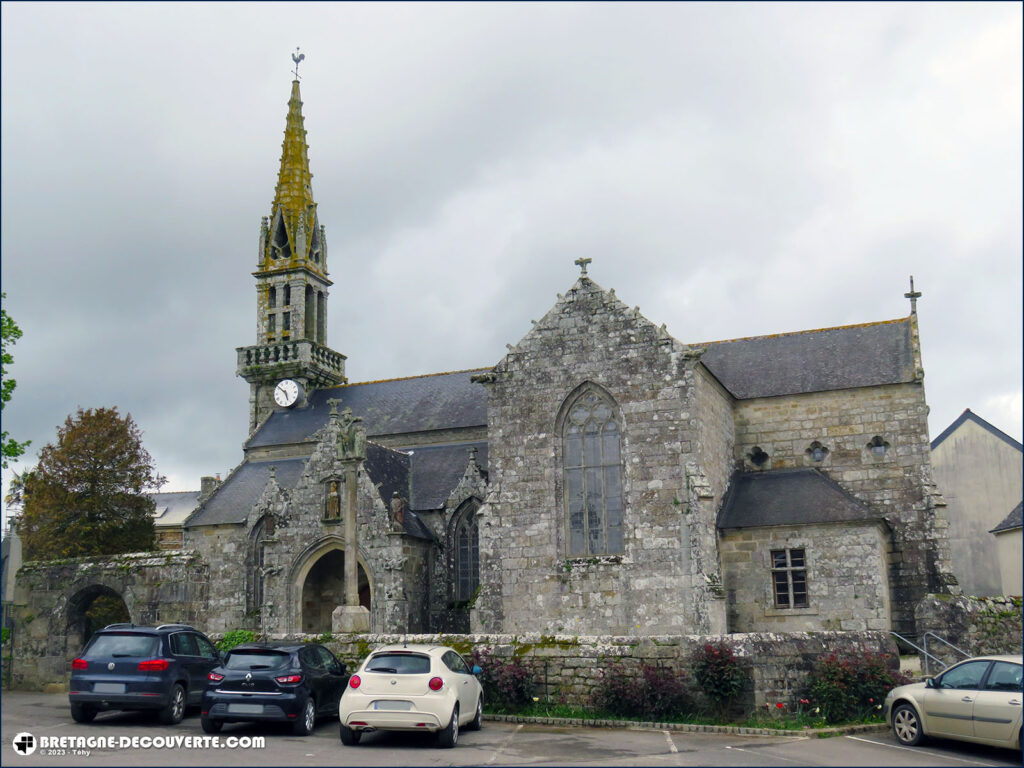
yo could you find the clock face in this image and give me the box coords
[273,379,301,408]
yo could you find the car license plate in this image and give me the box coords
[227,703,264,715]
[93,683,125,694]
[374,700,412,710]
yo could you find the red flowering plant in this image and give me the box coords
[801,652,910,724]
[691,642,748,717]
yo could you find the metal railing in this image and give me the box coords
[891,631,971,677]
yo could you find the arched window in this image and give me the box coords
[248,516,272,615]
[452,501,480,603]
[562,387,624,556]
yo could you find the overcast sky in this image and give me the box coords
[1,2,1021,523]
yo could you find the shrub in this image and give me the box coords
[470,648,535,710]
[592,662,692,721]
[802,652,910,724]
[691,642,748,714]
[216,629,256,652]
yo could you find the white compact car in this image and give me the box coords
[338,644,484,748]
[884,654,1022,751]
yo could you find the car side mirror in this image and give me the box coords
[472,665,482,676]
[925,677,935,688]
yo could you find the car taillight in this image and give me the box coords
[137,659,170,671]
[207,672,224,682]
[349,675,361,689]
[71,658,88,670]
[275,674,302,684]
[428,677,444,691]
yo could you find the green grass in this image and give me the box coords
[486,701,886,730]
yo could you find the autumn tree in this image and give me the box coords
[19,407,164,560]
[1,293,30,468]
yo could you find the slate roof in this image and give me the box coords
[717,468,882,529]
[184,457,308,527]
[246,370,489,449]
[149,491,200,528]
[408,442,488,511]
[700,318,915,400]
[931,408,1024,452]
[991,502,1023,534]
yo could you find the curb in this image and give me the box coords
[483,713,889,738]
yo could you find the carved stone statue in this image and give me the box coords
[337,407,367,461]
[390,492,406,532]
[325,480,341,520]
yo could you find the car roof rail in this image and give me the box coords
[103,623,136,630]
[155,623,195,631]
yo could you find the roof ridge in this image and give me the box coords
[931,408,1024,452]
[699,317,908,348]
[330,367,491,389]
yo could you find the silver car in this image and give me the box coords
[884,654,1022,750]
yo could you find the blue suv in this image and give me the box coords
[69,623,222,724]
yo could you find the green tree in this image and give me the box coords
[1,293,30,468]
[19,407,164,560]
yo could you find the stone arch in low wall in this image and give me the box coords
[7,551,209,690]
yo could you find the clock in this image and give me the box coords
[273,379,303,408]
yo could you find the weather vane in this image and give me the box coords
[291,47,305,79]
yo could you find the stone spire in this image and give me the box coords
[261,78,326,274]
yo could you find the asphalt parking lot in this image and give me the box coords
[2,691,1020,767]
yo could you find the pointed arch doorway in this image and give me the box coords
[297,546,371,634]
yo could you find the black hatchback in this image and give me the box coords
[201,643,348,736]
[69,623,221,724]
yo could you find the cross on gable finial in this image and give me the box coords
[291,47,305,79]
[904,275,922,315]
[574,257,592,276]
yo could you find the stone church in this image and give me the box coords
[181,76,957,641]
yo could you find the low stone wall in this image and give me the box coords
[317,630,898,711]
[914,594,1023,669]
[6,551,208,691]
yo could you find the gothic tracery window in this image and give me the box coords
[562,388,624,556]
[452,501,480,603]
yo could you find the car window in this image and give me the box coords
[316,645,342,673]
[169,632,199,657]
[938,660,991,690]
[985,662,1023,692]
[300,646,325,670]
[193,634,218,660]
[365,653,431,674]
[443,651,470,674]
[224,650,290,670]
[83,633,159,659]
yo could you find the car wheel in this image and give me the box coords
[200,716,222,734]
[339,723,361,745]
[70,703,97,724]
[467,695,483,731]
[437,704,459,748]
[158,684,186,725]
[293,698,316,736]
[892,703,925,746]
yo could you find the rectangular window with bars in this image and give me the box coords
[770,548,808,608]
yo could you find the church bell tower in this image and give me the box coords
[236,62,347,432]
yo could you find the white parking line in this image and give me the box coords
[486,723,523,765]
[663,730,678,753]
[723,745,807,764]
[845,735,1006,766]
